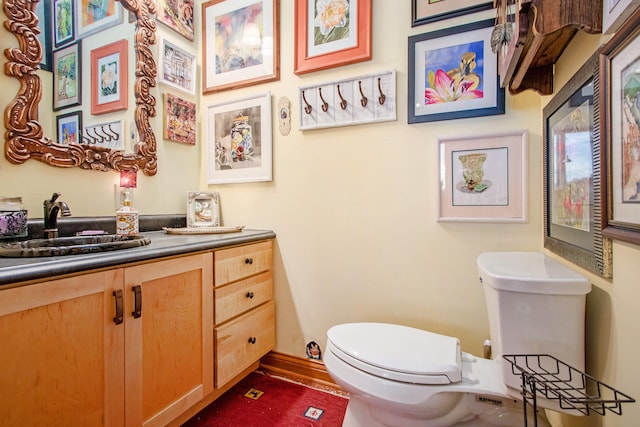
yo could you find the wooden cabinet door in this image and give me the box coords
[0,270,125,427]
[123,253,213,427]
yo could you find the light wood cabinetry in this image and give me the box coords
[214,240,275,388]
[0,239,274,426]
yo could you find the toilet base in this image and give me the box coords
[341,395,551,427]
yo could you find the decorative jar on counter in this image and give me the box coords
[0,197,28,239]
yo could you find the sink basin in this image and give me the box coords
[0,234,151,257]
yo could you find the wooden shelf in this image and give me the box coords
[498,0,602,95]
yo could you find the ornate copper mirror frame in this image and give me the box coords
[3,0,158,175]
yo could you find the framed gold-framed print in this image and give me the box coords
[52,41,81,111]
[76,0,122,39]
[187,192,221,227]
[544,51,612,278]
[202,0,280,94]
[412,0,493,27]
[294,0,371,75]
[600,7,640,246]
[408,19,505,123]
[163,93,196,145]
[206,91,272,184]
[158,37,196,95]
[90,39,128,115]
[438,130,528,223]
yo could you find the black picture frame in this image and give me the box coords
[55,110,83,145]
[53,0,75,48]
[411,0,493,27]
[35,0,53,71]
[543,51,612,278]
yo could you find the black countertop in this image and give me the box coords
[0,229,276,287]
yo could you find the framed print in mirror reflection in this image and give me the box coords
[76,0,123,38]
[52,41,81,111]
[91,39,128,115]
[53,0,74,48]
[37,0,53,70]
[56,111,82,145]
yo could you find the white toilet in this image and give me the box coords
[324,252,591,427]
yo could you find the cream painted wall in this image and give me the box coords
[1,1,639,426]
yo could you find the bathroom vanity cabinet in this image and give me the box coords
[0,236,275,427]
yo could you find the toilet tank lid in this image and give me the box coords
[477,252,591,295]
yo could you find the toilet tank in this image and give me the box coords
[477,252,591,392]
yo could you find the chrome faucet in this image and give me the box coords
[43,192,72,239]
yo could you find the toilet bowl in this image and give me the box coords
[325,252,590,427]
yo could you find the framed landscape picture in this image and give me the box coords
[90,39,128,115]
[52,41,81,111]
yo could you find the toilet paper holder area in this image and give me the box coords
[503,354,635,426]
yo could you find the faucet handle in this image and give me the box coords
[48,192,62,203]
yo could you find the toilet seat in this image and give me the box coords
[327,323,462,385]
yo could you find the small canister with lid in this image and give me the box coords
[0,197,28,239]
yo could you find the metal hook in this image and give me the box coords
[377,77,386,105]
[336,84,348,110]
[98,125,112,142]
[302,90,312,114]
[358,80,368,108]
[107,123,120,141]
[79,131,92,145]
[88,127,104,144]
[318,87,329,112]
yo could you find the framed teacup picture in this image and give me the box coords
[187,192,221,228]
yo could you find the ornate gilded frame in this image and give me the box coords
[3,0,158,175]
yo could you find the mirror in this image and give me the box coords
[3,0,158,175]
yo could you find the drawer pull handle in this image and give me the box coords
[245,257,254,265]
[248,337,257,344]
[132,285,142,319]
[246,291,254,299]
[113,289,124,325]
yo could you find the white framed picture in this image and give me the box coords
[76,0,123,39]
[187,192,220,227]
[158,37,196,95]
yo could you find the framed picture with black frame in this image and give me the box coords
[53,0,74,48]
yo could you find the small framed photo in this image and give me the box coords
[412,0,492,27]
[91,39,128,115]
[158,38,196,95]
[294,0,371,75]
[187,192,221,228]
[157,0,195,41]
[408,19,505,123]
[56,110,82,144]
[163,93,196,145]
[53,41,82,111]
[438,130,528,223]
[544,51,611,278]
[205,91,272,184]
[202,0,279,93]
[36,0,53,70]
[53,0,74,48]
[76,0,122,39]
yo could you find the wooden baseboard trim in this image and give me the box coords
[259,351,346,395]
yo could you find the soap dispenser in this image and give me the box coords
[116,170,139,236]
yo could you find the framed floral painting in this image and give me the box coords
[90,39,128,115]
[408,19,505,123]
[163,93,196,145]
[202,0,279,94]
[294,0,372,75]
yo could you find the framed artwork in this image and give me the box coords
[412,0,493,27]
[163,93,196,145]
[294,0,371,75]
[76,0,122,39]
[36,0,53,70]
[408,19,505,124]
[56,110,82,144]
[202,0,280,94]
[543,51,612,278]
[52,41,81,111]
[157,0,195,41]
[205,91,273,184]
[82,120,124,149]
[602,0,640,33]
[158,38,196,95]
[187,192,221,228]
[600,7,640,245]
[53,0,74,48]
[90,39,128,115]
[438,130,528,223]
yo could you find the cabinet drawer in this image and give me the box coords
[215,271,273,324]
[215,301,275,388]
[214,240,272,286]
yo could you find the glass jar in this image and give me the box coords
[0,197,28,239]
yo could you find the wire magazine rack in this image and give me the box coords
[503,354,635,427]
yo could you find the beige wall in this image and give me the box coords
[1,2,639,425]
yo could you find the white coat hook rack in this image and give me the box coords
[298,70,396,131]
